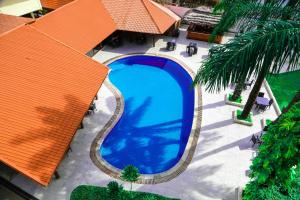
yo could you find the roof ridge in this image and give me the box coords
[0,17,34,37]
[28,25,109,69]
[34,0,78,23]
[150,0,180,20]
[141,0,161,33]
[120,0,133,30]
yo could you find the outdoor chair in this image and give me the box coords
[186,42,197,56]
[257,104,267,112]
[87,103,96,115]
[267,99,274,109]
[260,125,269,139]
[244,79,253,89]
[109,35,122,48]
[250,134,262,147]
[166,41,176,51]
[258,92,265,97]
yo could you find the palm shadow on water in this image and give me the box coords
[10,95,89,182]
[102,57,195,174]
[100,96,189,174]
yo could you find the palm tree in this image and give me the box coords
[208,0,300,102]
[120,165,140,191]
[194,20,300,119]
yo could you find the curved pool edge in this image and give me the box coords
[90,53,202,184]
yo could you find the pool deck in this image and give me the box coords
[11,28,279,200]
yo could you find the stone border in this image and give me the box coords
[263,80,281,116]
[90,53,202,184]
[233,110,253,126]
[224,94,244,108]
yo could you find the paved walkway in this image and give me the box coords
[11,29,279,200]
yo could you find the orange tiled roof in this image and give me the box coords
[32,0,117,54]
[40,0,74,9]
[101,0,179,34]
[0,25,108,186]
[0,14,33,35]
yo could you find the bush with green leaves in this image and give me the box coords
[121,165,140,191]
[243,102,300,200]
[70,185,179,200]
[107,181,123,200]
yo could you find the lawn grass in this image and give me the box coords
[236,110,253,123]
[266,119,272,126]
[267,70,300,111]
[71,185,180,200]
[228,93,242,103]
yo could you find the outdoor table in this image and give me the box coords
[189,42,197,47]
[256,97,269,106]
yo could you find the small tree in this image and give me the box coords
[120,165,140,191]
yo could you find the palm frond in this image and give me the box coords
[194,20,300,92]
[210,0,300,40]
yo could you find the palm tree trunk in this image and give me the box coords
[130,182,132,191]
[240,70,267,119]
[232,82,243,100]
[272,90,300,124]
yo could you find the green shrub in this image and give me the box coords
[70,185,179,200]
[243,102,300,200]
[107,181,123,200]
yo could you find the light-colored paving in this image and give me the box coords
[11,28,279,200]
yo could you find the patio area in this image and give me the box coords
[11,28,279,200]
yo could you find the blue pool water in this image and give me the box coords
[100,55,195,174]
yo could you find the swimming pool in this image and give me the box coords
[99,55,195,174]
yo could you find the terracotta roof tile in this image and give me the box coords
[40,0,74,9]
[101,0,178,34]
[0,14,33,35]
[0,25,108,186]
[32,0,117,53]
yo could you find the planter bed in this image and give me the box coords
[187,31,222,43]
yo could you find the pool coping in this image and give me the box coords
[90,53,202,184]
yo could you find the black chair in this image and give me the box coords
[257,104,267,112]
[268,99,274,108]
[186,42,198,56]
[250,134,262,147]
[263,125,269,131]
[191,42,198,54]
[87,103,96,115]
[109,35,122,48]
[244,79,253,89]
[186,46,194,56]
[258,92,265,97]
[167,41,176,51]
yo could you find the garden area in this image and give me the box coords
[267,70,300,110]
[70,185,179,200]
[71,165,179,200]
